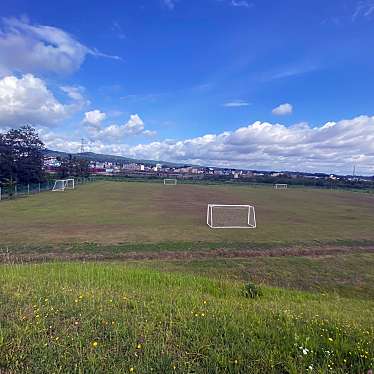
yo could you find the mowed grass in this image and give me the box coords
[1,180,374,247]
[1,262,373,373]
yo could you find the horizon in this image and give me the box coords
[1,0,374,175]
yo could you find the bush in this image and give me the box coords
[243,281,262,299]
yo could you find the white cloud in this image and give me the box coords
[87,114,156,141]
[0,74,84,127]
[272,103,293,116]
[0,17,120,76]
[83,110,107,127]
[163,0,178,10]
[41,114,374,175]
[353,0,374,20]
[231,0,252,7]
[224,100,250,107]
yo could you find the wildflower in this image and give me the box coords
[234,360,238,364]
[328,337,333,342]
[92,341,98,348]
[201,313,205,317]
[137,344,142,349]
[74,299,78,303]
[129,368,134,372]
[308,365,313,371]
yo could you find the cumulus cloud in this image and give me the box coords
[272,103,293,116]
[41,115,374,175]
[87,114,156,141]
[224,100,249,107]
[0,17,120,76]
[83,110,107,127]
[0,74,85,127]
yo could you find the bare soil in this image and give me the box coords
[1,245,374,264]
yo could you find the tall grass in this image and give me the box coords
[1,262,373,373]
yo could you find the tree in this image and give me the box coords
[0,125,45,184]
[57,156,90,178]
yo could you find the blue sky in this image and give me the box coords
[1,0,374,174]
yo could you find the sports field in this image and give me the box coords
[0,180,374,247]
[1,180,374,373]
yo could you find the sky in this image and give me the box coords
[1,0,374,175]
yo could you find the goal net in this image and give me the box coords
[207,204,256,229]
[52,178,75,192]
[274,184,288,189]
[65,178,75,189]
[164,179,177,185]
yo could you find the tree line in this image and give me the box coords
[0,125,90,190]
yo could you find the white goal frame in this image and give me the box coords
[164,179,177,185]
[274,183,288,189]
[207,204,256,229]
[65,178,75,190]
[52,178,75,192]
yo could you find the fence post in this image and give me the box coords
[27,184,30,195]
[38,183,41,193]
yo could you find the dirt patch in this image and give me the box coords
[1,245,374,264]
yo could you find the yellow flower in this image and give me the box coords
[137,344,142,349]
[234,360,238,364]
[129,368,134,372]
[328,337,333,342]
[92,341,98,348]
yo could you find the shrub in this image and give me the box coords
[243,281,262,299]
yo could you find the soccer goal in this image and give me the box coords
[207,204,256,229]
[65,178,75,189]
[274,184,288,189]
[52,178,75,192]
[164,179,177,185]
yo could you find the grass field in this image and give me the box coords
[1,180,374,372]
[1,180,374,247]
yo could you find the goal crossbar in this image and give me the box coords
[207,204,256,229]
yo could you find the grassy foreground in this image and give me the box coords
[1,262,373,373]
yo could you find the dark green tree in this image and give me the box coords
[0,125,45,184]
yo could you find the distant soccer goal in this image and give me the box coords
[164,179,177,185]
[274,184,288,189]
[52,178,75,192]
[65,178,75,190]
[207,204,256,229]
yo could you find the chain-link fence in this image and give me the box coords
[0,177,96,202]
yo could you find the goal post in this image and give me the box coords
[52,178,75,192]
[164,179,177,185]
[65,178,75,189]
[207,204,256,229]
[274,183,288,189]
[52,179,67,192]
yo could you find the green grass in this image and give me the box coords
[1,262,373,373]
[1,180,374,248]
[137,253,374,300]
